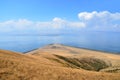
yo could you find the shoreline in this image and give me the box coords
[65,45,120,55]
[23,44,120,55]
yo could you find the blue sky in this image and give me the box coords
[0,0,120,21]
[0,0,120,34]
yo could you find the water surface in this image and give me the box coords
[0,32,120,53]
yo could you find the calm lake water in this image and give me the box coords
[0,32,120,53]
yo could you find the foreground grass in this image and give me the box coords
[0,50,120,80]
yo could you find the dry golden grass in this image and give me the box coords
[0,44,120,80]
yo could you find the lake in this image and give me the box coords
[0,32,120,53]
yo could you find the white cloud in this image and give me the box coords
[67,22,86,28]
[0,18,85,34]
[0,11,120,35]
[53,17,65,22]
[78,11,120,31]
[78,11,120,21]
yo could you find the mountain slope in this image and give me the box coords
[0,44,120,80]
[27,44,120,72]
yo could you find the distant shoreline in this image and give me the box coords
[64,44,120,54]
[23,44,120,55]
[57,44,120,55]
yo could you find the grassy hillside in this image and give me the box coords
[0,44,120,80]
[54,54,110,71]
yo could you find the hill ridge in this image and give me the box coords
[0,44,120,80]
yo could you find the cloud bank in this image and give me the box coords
[0,18,85,35]
[0,11,120,35]
[78,11,120,31]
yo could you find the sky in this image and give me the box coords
[0,0,120,35]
